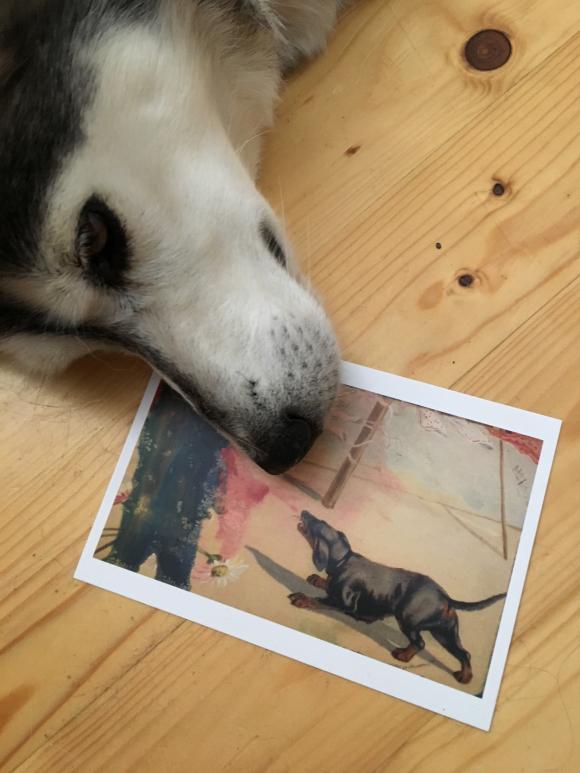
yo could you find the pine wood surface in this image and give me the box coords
[1,1,579,770]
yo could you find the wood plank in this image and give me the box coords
[262,0,580,246]
[268,25,580,384]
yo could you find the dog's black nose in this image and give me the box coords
[259,416,316,475]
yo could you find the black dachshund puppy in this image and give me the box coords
[290,510,506,684]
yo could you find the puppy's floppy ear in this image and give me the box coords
[313,538,330,572]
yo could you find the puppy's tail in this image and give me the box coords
[449,593,506,611]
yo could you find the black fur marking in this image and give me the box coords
[260,222,286,267]
[0,1,159,277]
[1,8,89,273]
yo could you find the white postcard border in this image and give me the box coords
[75,362,561,731]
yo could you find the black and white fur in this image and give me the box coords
[0,1,344,473]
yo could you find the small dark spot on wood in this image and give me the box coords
[458,273,475,288]
[345,145,361,157]
[435,242,442,250]
[492,182,506,196]
[465,30,512,71]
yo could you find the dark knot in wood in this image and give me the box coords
[458,273,475,288]
[465,30,512,71]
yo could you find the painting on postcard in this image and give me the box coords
[93,379,543,697]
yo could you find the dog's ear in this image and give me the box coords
[337,531,351,551]
[313,538,330,572]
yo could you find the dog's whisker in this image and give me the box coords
[236,128,269,158]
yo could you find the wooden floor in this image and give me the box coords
[1,1,580,770]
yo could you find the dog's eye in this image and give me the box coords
[261,223,286,267]
[76,197,129,287]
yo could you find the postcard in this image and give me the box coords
[75,362,560,730]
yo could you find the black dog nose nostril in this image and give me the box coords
[285,415,313,452]
[260,416,316,475]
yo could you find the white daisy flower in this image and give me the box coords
[208,558,249,588]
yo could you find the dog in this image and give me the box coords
[290,511,507,684]
[0,1,345,474]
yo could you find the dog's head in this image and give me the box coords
[0,2,340,474]
[298,510,351,572]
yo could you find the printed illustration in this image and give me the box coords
[95,382,543,695]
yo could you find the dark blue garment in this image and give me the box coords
[107,385,228,589]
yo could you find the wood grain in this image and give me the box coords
[1,0,579,770]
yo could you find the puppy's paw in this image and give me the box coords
[288,592,317,609]
[307,574,327,589]
[453,669,473,684]
[391,646,417,663]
